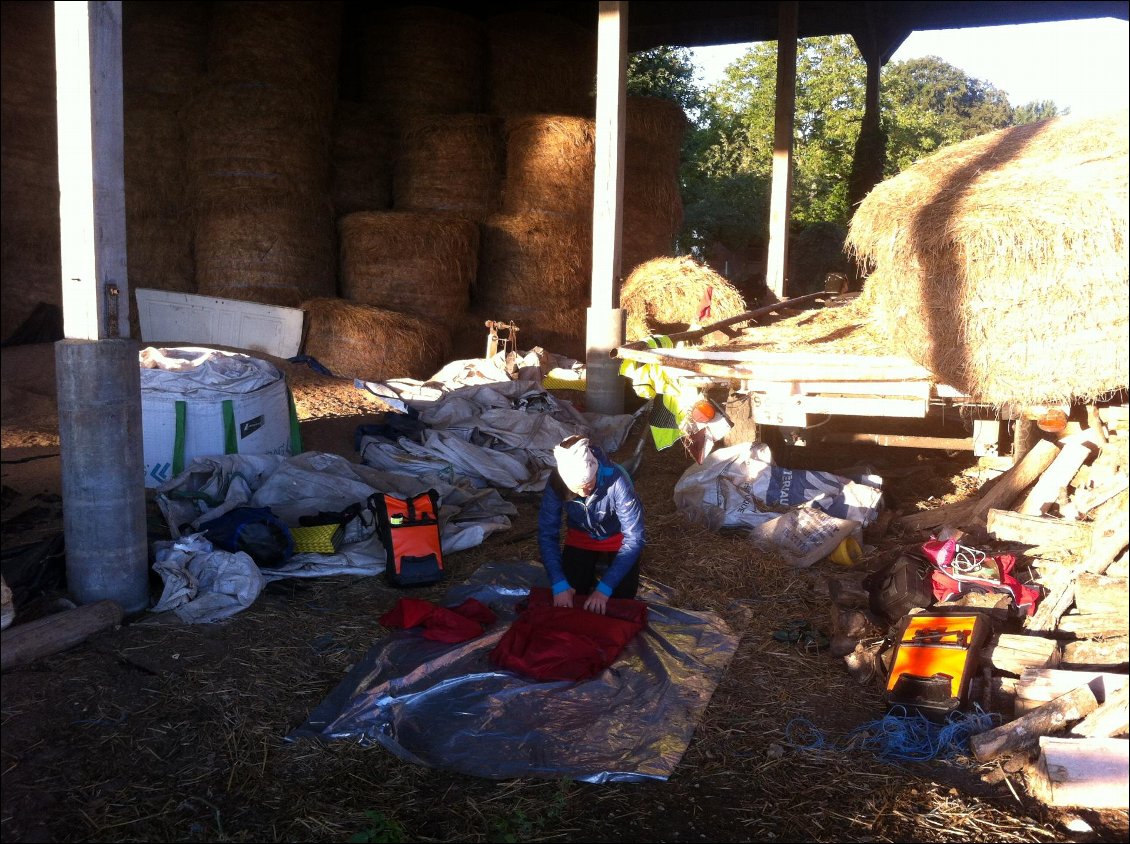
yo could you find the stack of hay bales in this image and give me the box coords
[485,10,596,118]
[122,0,208,335]
[186,1,340,307]
[0,1,61,342]
[620,256,748,343]
[300,298,449,382]
[848,111,1129,410]
[476,116,597,359]
[330,101,392,217]
[623,96,688,274]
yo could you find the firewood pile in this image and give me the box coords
[829,399,1128,811]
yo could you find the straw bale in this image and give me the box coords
[620,256,748,342]
[124,93,188,217]
[338,211,478,326]
[393,115,503,220]
[502,116,595,217]
[184,81,332,208]
[194,202,336,308]
[126,215,195,296]
[207,1,341,105]
[331,101,392,215]
[1,1,56,109]
[300,297,450,381]
[486,11,596,117]
[470,303,587,361]
[122,0,207,96]
[848,111,1129,408]
[622,174,683,272]
[477,213,591,304]
[626,96,688,173]
[363,6,485,128]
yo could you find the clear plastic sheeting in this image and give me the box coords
[290,560,738,783]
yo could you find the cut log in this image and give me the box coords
[1019,440,1094,516]
[1061,638,1130,671]
[1087,488,1129,575]
[969,683,1098,761]
[1110,549,1130,578]
[0,600,123,672]
[1056,611,1129,639]
[897,499,977,532]
[1024,567,1076,635]
[967,439,1059,524]
[1071,684,1129,738]
[1015,668,1128,715]
[1027,736,1129,808]
[1075,573,1130,616]
[984,633,1061,675]
[986,509,1092,549]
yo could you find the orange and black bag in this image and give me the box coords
[372,490,444,587]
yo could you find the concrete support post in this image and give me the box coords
[585,307,626,415]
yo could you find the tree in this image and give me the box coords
[1013,99,1062,124]
[627,46,706,118]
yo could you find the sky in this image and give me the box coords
[689,17,1129,118]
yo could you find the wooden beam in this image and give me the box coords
[1028,736,1129,808]
[967,439,1059,524]
[986,509,1092,549]
[0,600,122,672]
[55,0,129,340]
[765,1,797,299]
[1018,440,1093,516]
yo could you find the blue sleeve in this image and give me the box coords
[595,472,646,595]
[537,482,571,594]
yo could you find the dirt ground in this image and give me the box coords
[1,342,1126,843]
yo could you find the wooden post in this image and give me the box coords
[764,1,797,300]
[0,600,122,672]
[585,0,627,415]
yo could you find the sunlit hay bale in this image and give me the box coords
[486,11,596,117]
[184,80,332,209]
[207,0,341,109]
[393,114,504,220]
[194,201,336,307]
[124,91,188,218]
[338,211,479,327]
[476,302,587,361]
[626,96,688,174]
[848,110,1129,408]
[502,116,595,218]
[300,297,450,381]
[330,101,392,216]
[0,0,61,341]
[362,5,485,129]
[788,222,853,296]
[122,0,207,96]
[476,212,591,305]
[620,256,748,342]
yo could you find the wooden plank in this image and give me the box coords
[1075,573,1130,616]
[1028,736,1129,808]
[823,433,976,451]
[897,499,978,532]
[986,509,1092,549]
[801,394,929,419]
[0,600,122,672]
[970,684,1098,761]
[968,439,1060,524]
[1071,684,1129,738]
[1015,668,1128,715]
[1018,440,1093,516]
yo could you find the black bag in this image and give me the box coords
[199,506,294,568]
[863,554,935,624]
[372,490,444,587]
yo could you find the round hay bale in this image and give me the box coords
[393,114,503,220]
[363,6,485,128]
[125,92,188,218]
[338,211,479,326]
[622,175,683,272]
[122,0,207,96]
[502,115,595,217]
[626,96,688,173]
[194,202,336,308]
[184,81,332,208]
[620,256,748,342]
[486,11,596,117]
[849,110,1129,408]
[331,101,392,215]
[477,212,591,304]
[300,298,450,381]
[787,222,852,296]
[207,1,341,105]
[468,304,586,361]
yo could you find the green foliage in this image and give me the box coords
[486,779,571,843]
[627,46,706,118]
[347,810,407,844]
[1013,99,1062,124]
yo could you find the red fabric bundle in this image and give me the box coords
[380,597,497,643]
[489,588,648,682]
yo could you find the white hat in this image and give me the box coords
[554,436,598,494]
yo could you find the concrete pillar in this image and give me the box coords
[585,307,626,415]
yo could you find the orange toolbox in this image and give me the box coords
[885,612,990,720]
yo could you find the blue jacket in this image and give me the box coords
[537,447,645,596]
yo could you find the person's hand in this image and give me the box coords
[553,588,576,608]
[583,590,608,615]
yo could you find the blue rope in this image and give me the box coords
[784,706,1001,763]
